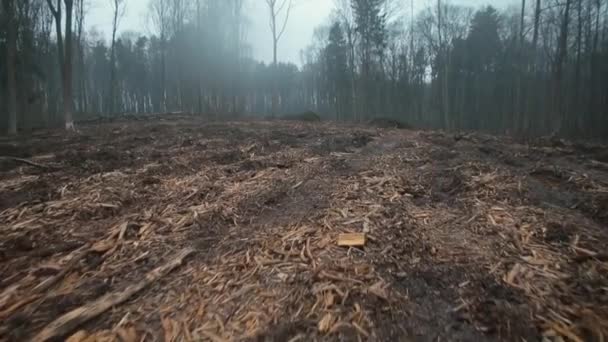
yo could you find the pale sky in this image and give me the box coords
[87,0,518,65]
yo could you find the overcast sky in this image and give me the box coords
[88,0,518,65]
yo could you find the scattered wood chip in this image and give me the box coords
[367,280,389,300]
[337,233,366,247]
[318,313,334,333]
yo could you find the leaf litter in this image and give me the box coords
[0,116,607,341]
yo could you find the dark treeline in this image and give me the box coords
[1,0,607,137]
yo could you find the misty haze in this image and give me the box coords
[1,0,607,341]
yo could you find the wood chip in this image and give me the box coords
[337,233,366,247]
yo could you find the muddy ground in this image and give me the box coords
[0,116,607,341]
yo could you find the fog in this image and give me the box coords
[88,0,518,65]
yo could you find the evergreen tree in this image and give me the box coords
[465,6,502,130]
[352,0,386,118]
[325,22,349,119]
[467,6,501,73]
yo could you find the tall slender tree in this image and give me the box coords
[2,0,17,134]
[109,0,125,115]
[46,0,75,130]
[265,0,293,115]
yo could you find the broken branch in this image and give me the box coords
[0,156,55,170]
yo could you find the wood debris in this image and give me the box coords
[0,117,607,341]
[337,233,366,247]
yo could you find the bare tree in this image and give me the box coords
[148,0,171,112]
[555,0,572,130]
[75,0,87,114]
[2,0,17,134]
[265,0,293,115]
[437,0,450,128]
[265,0,293,66]
[109,0,126,115]
[334,0,358,121]
[46,0,75,130]
[515,0,526,132]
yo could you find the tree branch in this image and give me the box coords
[276,0,293,41]
[45,0,58,17]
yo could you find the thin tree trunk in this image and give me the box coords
[64,0,75,129]
[76,0,86,114]
[574,0,583,133]
[555,0,571,133]
[161,37,166,113]
[272,17,278,117]
[197,0,203,114]
[437,0,449,128]
[588,0,601,129]
[4,0,18,135]
[516,0,526,134]
[109,0,119,115]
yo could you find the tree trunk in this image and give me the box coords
[532,0,541,54]
[76,0,87,114]
[161,37,166,113]
[437,0,449,128]
[109,0,119,115]
[574,0,583,133]
[4,0,18,135]
[64,0,75,129]
[588,0,601,131]
[271,17,278,116]
[197,0,203,114]
[555,0,571,133]
[531,0,542,133]
[516,0,526,134]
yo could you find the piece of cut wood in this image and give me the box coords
[31,248,195,342]
[337,233,366,247]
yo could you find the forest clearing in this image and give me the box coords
[0,116,607,341]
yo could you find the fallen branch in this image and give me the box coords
[31,248,194,342]
[0,156,55,170]
[589,160,608,172]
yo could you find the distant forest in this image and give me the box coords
[1,0,607,137]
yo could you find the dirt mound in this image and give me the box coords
[368,117,411,129]
[282,111,321,122]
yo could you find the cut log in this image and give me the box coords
[337,233,366,247]
[31,248,195,342]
